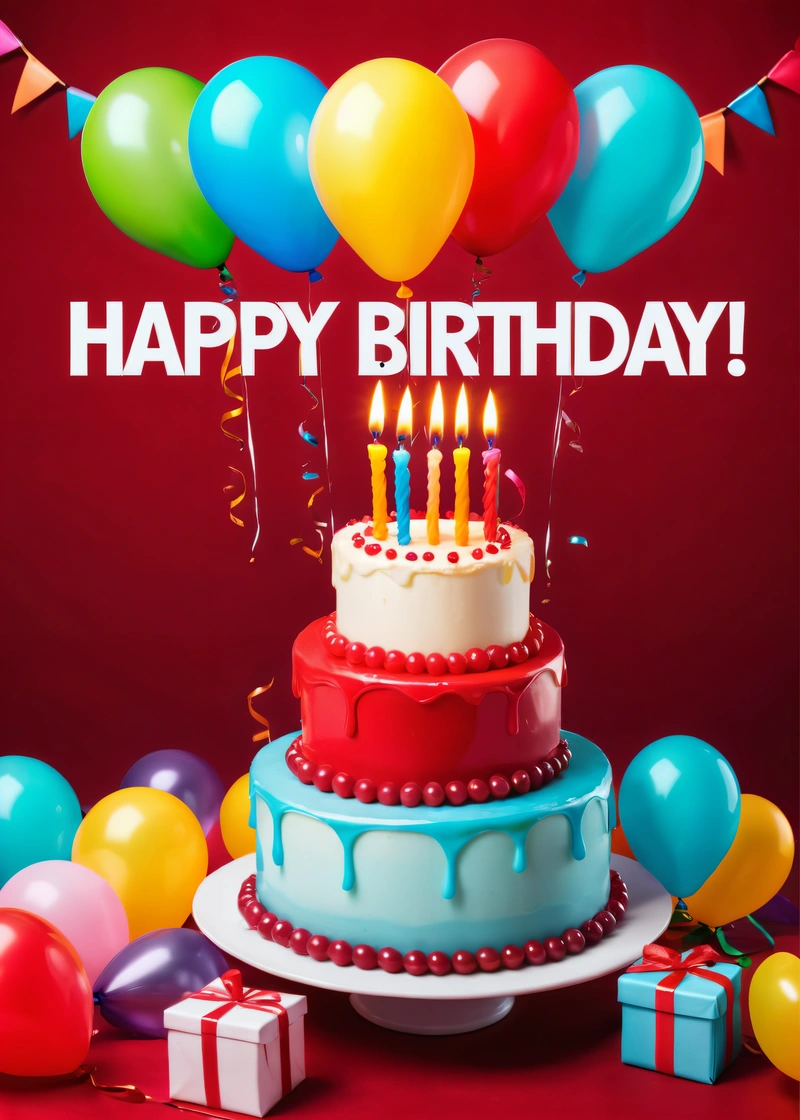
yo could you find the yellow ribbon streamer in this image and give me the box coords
[247,680,274,743]
[220,331,244,448]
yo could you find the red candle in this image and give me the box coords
[482,391,500,543]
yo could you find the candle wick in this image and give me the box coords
[372,431,380,442]
[432,435,439,448]
[487,437,493,450]
[458,436,463,448]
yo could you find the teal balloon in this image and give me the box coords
[548,66,704,274]
[619,735,740,898]
[0,757,82,887]
[188,56,338,273]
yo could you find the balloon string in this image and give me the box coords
[745,912,775,947]
[541,378,565,603]
[293,276,333,558]
[217,265,260,560]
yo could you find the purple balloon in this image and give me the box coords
[121,749,224,835]
[93,928,228,1038]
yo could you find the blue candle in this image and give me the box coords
[393,443,411,546]
[394,387,413,547]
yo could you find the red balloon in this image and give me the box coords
[438,39,579,257]
[0,908,93,1076]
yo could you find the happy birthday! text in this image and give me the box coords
[69,300,746,378]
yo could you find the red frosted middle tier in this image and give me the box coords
[292,616,566,790]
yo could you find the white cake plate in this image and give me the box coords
[193,853,671,1036]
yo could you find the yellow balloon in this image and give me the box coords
[72,787,207,940]
[749,953,800,1080]
[220,774,256,859]
[684,794,794,928]
[309,57,474,287]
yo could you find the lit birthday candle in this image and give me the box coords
[367,381,388,541]
[482,390,501,543]
[394,387,412,547]
[426,383,444,545]
[453,385,470,547]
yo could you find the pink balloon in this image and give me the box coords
[0,860,129,984]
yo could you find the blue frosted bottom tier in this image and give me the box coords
[251,730,613,956]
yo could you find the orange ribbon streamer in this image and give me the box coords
[247,680,273,743]
[290,486,326,563]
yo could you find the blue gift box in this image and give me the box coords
[618,948,742,1084]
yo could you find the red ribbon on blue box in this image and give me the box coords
[626,944,734,1076]
[192,969,292,1109]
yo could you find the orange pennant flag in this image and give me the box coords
[12,54,61,113]
[700,110,726,176]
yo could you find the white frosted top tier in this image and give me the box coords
[331,518,535,657]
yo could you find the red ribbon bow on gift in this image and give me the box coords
[626,944,734,1077]
[192,969,292,1109]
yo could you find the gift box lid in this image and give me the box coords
[618,949,741,1021]
[164,972,307,1044]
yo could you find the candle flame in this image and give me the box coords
[429,383,444,443]
[369,380,384,436]
[483,390,498,442]
[397,387,413,442]
[455,384,469,442]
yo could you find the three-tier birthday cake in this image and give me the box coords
[239,498,627,976]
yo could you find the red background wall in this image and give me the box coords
[1,2,797,875]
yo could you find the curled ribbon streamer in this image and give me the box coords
[247,680,273,743]
[291,486,327,563]
[562,409,583,452]
[471,256,493,301]
[542,379,565,601]
[223,466,246,528]
[219,332,244,448]
[502,468,526,519]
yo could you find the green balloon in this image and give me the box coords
[82,67,234,269]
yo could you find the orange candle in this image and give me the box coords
[368,381,388,541]
[453,385,470,547]
[426,384,444,545]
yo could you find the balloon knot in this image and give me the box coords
[308,268,323,283]
[93,993,103,1005]
[396,282,413,299]
[572,270,587,287]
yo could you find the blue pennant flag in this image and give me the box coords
[66,87,96,139]
[727,84,774,135]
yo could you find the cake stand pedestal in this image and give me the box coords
[193,854,672,1036]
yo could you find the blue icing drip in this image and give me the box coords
[609,785,617,831]
[512,831,528,874]
[248,773,256,830]
[251,730,612,899]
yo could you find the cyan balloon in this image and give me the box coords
[619,735,740,898]
[188,56,338,273]
[548,65,704,274]
[0,756,82,886]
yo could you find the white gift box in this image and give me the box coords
[164,970,307,1117]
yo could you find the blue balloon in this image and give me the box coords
[188,57,338,273]
[619,735,740,898]
[0,756,82,886]
[548,66,704,275]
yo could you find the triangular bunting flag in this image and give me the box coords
[700,110,726,175]
[768,50,800,95]
[11,54,61,113]
[66,87,95,139]
[727,83,775,135]
[0,19,20,58]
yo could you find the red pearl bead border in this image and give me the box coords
[237,870,628,973]
[321,613,545,677]
[286,737,572,805]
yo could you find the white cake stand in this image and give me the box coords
[193,853,671,1036]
